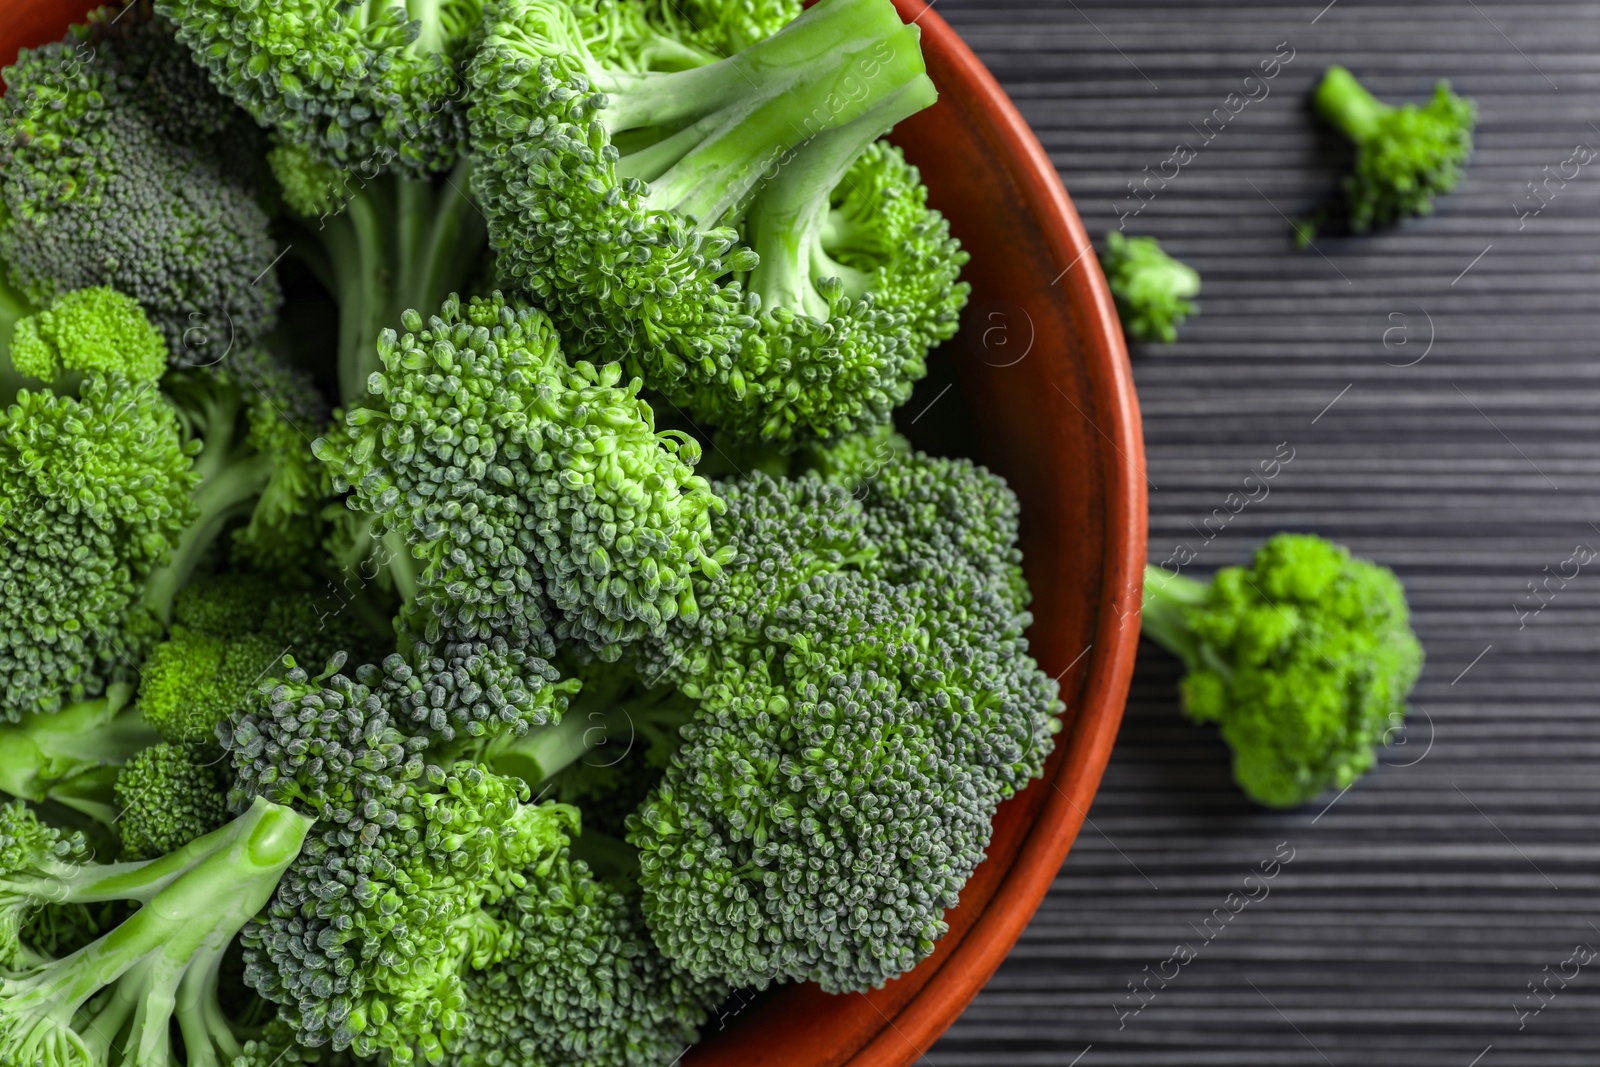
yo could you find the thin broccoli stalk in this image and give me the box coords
[743,77,937,317]
[0,265,34,395]
[1138,566,1210,669]
[0,684,155,826]
[141,387,275,626]
[486,677,688,788]
[280,156,486,403]
[0,798,313,1067]
[1314,65,1388,144]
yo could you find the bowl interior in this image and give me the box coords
[0,3,1145,1064]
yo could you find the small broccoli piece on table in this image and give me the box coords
[157,0,484,173]
[0,4,282,362]
[1311,65,1476,236]
[321,292,725,656]
[112,741,229,860]
[469,0,959,447]
[0,795,313,1067]
[1100,232,1200,344]
[1140,534,1424,809]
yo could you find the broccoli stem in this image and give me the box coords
[1139,565,1210,670]
[744,76,936,316]
[487,673,677,787]
[0,798,312,1067]
[1314,66,1392,144]
[598,0,929,227]
[142,450,275,626]
[0,684,154,826]
[0,268,36,400]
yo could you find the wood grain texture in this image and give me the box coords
[926,2,1600,1064]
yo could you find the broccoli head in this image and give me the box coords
[321,292,724,655]
[456,846,724,1067]
[1140,534,1424,808]
[1310,65,1476,236]
[627,453,1060,992]
[469,0,950,446]
[1100,232,1200,344]
[158,0,485,173]
[112,741,230,860]
[0,4,282,362]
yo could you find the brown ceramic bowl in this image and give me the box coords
[1,1,1146,1063]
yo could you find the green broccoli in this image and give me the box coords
[1140,534,1424,809]
[627,455,1060,992]
[1101,232,1200,344]
[320,291,726,656]
[226,633,714,1065]
[0,795,314,1067]
[468,0,966,446]
[0,288,326,720]
[112,742,230,860]
[266,139,488,405]
[1309,65,1476,237]
[0,5,282,363]
[157,0,485,173]
[0,685,154,828]
[138,572,384,747]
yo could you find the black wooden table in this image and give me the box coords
[919,2,1600,1064]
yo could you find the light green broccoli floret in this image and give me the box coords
[1311,66,1476,236]
[8,286,167,390]
[113,742,229,860]
[1101,231,1200,344]
[1140,533,1424,808]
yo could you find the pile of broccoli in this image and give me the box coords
[0,2,1069,1064]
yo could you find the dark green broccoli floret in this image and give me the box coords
[627,453,1060,992]
[1140,534,1424,808]
[0,795,313,1067]
[0,5,282,362]
[320,292,724,656]
[1100,232,1200,344]
[456,847,724,1067]
[157,0,485,173]
[1309,65,1476,237]
[469,0,957,446]
[113,742,230,860]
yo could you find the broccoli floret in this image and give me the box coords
[0,684,155,827]
[0,795,314,1067]
[1140,534,1425,808]
[456,847,724,1067]
[1100,232,1200,344]
[0,289,326,720]
[0,5,282,362]
[0,304,197,718]
[1309,66,1476,237]
[794,417,910,490]
[157,0,485,173]
[139,573,384,746]
[225,645,586,1065]
[266,140,488,405]
[627,453,1060,992]
[598,0,802,66]
[469,0,952,446]
[113,742,230,860]
[321,292,724,656]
